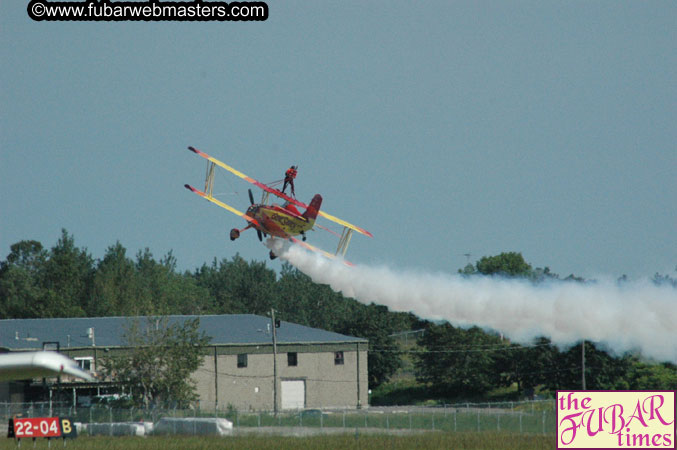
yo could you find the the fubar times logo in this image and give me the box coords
[557,390,675,449]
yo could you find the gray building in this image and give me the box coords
[0,315,369,411]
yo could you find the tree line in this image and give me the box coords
[415,252,677,401]
[1,230,675,403]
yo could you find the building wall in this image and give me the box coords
[192,343,368,411]
[0,341,369,410]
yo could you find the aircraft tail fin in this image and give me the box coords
[302,194,322,222]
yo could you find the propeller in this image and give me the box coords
[248,189,261,241]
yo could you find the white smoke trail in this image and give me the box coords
[268,240,677,363]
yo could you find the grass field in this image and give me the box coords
[0,432,553,450]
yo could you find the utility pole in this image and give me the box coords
[581,340,586,390]
[271,309,278,415]
[356,342,361,409]
[214,346,219,411]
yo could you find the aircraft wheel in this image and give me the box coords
[230,229,240,241]
[269,250,277,260]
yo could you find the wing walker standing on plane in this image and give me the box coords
[184,146,372,262]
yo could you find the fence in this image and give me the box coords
[1,400,557,435]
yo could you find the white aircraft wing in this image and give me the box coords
[0,351,94,381]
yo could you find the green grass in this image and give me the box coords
[0,433,553,450]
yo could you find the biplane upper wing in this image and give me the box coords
[184,184,261,227]
[188,147,373,238]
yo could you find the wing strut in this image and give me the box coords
[336,228,353,257]
[205,161,216,197]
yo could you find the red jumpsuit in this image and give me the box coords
[282,167,297,196]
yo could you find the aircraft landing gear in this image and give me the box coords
[301,231,307,242]
[230,228,240,241]
[269,250,277,260]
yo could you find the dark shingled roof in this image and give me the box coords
[0,315,366,350]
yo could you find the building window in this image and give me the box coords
[237,353,247,368]
[334,351,344,365]
[75,357,93,372]
[287,352,298,367]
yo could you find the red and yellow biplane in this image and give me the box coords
[184,146,372,261]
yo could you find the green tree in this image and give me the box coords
[531,266,559,282]
[89,242,140,316]
[652,269,677,288]
[538,341,633,391]
[274,264,316,326]
[415,323,502,398]
[194,255,276,315]
[494,337,554,395]
[1,231,93,318]
[39,229,93,317]
[578,342,632,390]
[0,240,48,318]
[458,263,477,276]
[101,316,211,408]
[475,252,533,277]
[135,249,211,315]
[274,264,355,331]
[2,240,47,269]
[627,361,677,390]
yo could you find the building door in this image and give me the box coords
[281,380,305,410]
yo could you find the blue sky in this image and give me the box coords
[1,1,675,279]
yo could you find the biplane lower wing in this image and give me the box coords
[288,236,354,267]
[184,184,260,227]
[188,146,373,238]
